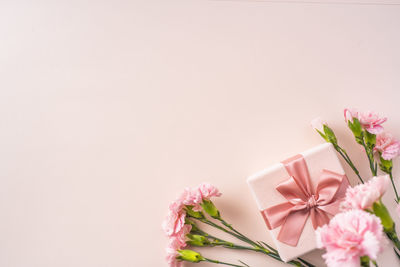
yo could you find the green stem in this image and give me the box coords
[361,139,377,176]
[389,172,400,203]
[386,229,400,251]
[335,145,364,183]
[218,218,260,247]
[191,217,310,267]
[204,258,248,267]
[217,219,314,266]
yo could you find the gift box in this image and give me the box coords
[247,143,349,262]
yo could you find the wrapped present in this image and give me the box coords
[247,143,350,262]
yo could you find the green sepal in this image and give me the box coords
[364,131,376,147]
[186,234,211,246]
[373,201,394,232]
[348,118,363,143]
[177,249,204,262]
[316,129,329,142]
[379,156,393,174]
[185,206,204,219]
[323,124,337,145]
[201,199,220,219]
[360,256,370,267]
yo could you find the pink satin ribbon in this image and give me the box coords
[261,154,349,247]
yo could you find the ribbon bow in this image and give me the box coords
[261,154,349,247]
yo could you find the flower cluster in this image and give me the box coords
[162,183,221,266]
[316,176,389,266]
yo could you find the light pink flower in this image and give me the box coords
[344,108,387,134]
[166,238,183,267]
[181,183,222,211]
[197,183,222,200]
[311,117,326,132]
[180,188,203,211]
[316,209,384,267]
[340,175,389,211]
[174,224,192,246]
[374,132,400,160]
[162,200,186,237]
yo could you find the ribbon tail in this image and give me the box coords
[277,209,309,247]
[310,208,330,229]
[261,202,294,230]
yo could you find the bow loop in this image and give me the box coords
[261,155,348,247]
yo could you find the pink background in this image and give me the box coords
[1,1,400,266]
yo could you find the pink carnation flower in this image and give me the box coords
[166,238,183,267]
[316,209,384,267]
[182,183,222,211]
[344,108,387,134]
[340,175,389,211]
[162,199,187,237]
[374,132,400,160]
[198,183,222,200]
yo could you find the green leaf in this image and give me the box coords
[373,201,394,232]
[201,199,220,219]
[177,249,204,262]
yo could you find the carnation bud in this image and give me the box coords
[311,118,338,145]
[186,234,211,246]
[201,199,220,219]
[177,249,204,262]
[323,124,337,145]
[311,117,325,133]
[185,206,204,219]
[379,157,393,174]
[364,131,376,148]
[372,201,394,232]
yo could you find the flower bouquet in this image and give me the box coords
[162,109,400,267]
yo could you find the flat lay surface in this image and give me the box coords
[1,0,400,266]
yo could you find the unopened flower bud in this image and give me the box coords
[201,199,220,219]
[372,201,394,232]
[187,234,211,246]
[185,206,204,219]
[177,249,204,263]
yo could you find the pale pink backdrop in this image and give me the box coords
[1,0,400,266]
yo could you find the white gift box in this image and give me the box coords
[247,143,349,262]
